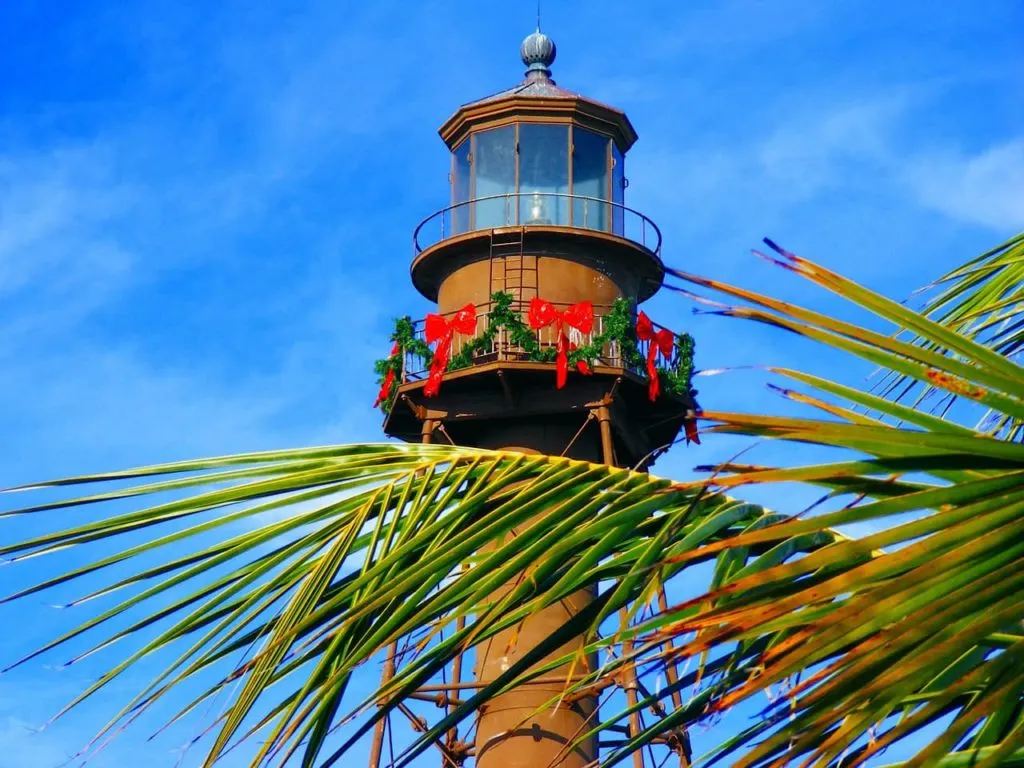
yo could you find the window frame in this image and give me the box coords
[448,121,620,231]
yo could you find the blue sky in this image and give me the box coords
[0,0,1021,765]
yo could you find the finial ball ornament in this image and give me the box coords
[520,30,556,70]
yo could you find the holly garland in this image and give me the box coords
[373,316,430,413]
[663,332,697,398]
[446,292,557,371]
[373,292,696,412]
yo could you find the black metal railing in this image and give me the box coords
[412,192,662,256]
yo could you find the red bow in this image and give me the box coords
[424,303,476,397]
[684,417,701,445]
[636,311,675,401]
[528,298,594,388]
[374,342,400,407]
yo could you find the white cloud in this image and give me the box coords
[626,94,911,257]
[0,3,435,481]
[756,97,906,198]
[0,145,136,333]
[629,86,1023,245]
[903,139,1024,231]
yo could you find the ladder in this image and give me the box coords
[488,227,538,308]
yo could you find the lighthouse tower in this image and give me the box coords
[371,27,697,768]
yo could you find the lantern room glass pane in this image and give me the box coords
[612,143,624,235]
[473,125,516,228]
[452,139,471,234]
[518,123,570,226]
[571,128,610,232]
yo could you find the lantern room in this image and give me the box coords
[438,30,637,238]
[448,120,626,234]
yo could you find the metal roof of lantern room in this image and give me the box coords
[438,28,639,152]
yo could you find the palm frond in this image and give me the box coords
[1,442,789,767]
[873,231,1024,438]
[598,239,1024,767]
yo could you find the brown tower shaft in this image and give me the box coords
[470,426,604,767]
[474,567,599,767]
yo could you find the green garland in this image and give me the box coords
[567,297,645,372]
[374,292,696,412]
[446,292,557,370]
[373,316,431,413]
[661,332,697,398]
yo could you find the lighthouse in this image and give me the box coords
[371,26,697,768]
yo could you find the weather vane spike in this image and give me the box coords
[537,0,542,31]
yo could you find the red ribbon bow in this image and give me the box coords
[373,342,400,407]
[684,415,701,446]
[636,310,675,402]
[423,303,476,397]
[528,297,594,389]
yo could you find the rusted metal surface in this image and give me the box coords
[444,612,467,765]
[436,258,496,315]
[383,370,690,474]
[596,405,615,466]
[468,434,600,768]
[473,583,599,767]
[412,226,664,305]
[434,247,630,317]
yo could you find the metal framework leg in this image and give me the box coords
[368,642,398,768]
[620,609,645,768]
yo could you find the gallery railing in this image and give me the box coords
[413,192,662,256]
[397,299,673,383]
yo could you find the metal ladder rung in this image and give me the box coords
[488,227,536,300]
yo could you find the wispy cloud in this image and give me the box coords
[756,96,908,197]
[629,87,1021,281]
[0,144,135,334]
[0,2,438,482]
[903,138,1024,230]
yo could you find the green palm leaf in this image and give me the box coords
[873,231,1024,438]
[601,238,1024,767]
[2,443,793,766]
